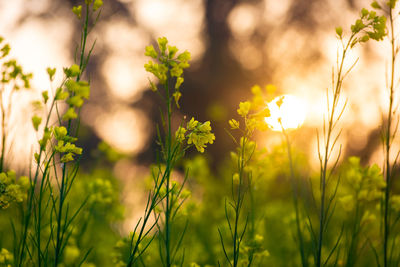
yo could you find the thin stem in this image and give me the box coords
[282,127,307,267]
[316,34,353,267]
[384,6,396,267]
[232,131,249,267]
[165,75,172,267]
[18,97,57,267]
[0,89,6,173]
[54,5,90,266]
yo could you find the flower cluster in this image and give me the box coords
[144,37,191,107]
[229,85,272,133]
[88,178,115,206]
[0,37,32,90]
[113,232,144,267]
[336,5,386,45]
[0,171,30,209]
[72,0,103,19]
[0,248,13,266]
[339,157,385,211]
[34,125,83,164]
[240,234,270,266]
[53,126,83,162]
[32,64,90,163]
[175,118,215,153]
[63,80,90,120]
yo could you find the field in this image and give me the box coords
[1,0,400,266]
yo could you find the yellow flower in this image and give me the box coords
[145,45,158,59]
[93,0,103,11]
[229,119,240,129]
[72,5,82,19]
[339,195,354,211]
[237,101,251,117]
[187,122,215,153]
[31,115,42,131]
[172,91,182,108]
[175,126,187,143]
[187,117,199,130]
[0,248,13,264]
[62,107,78,121]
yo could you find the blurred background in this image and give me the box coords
[0,0,397,191]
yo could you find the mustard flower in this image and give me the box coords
[229,119,240,129]
[62,107,78,121]
[31,115,42,131]
[157,37,168,54]
[55,87,69,100]
[0,248,13,264]
[172,91,181,108]
[46,67,56,81]
[175,126,187,143]
[187,121,215,153]
[145,45,158,59]
[187,117,199,130]
[64,64,80,78]
[72,5,82,19]
[175,77,184,89]
[237,101,251,117]
[93,0,103,11]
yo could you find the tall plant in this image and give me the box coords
[116,37,215,267]
[11,0,103,266]
[312,6,386,267]
[219,86,270,267]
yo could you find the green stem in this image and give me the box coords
[345,196,361,267]
[165,76,172,267]
[53,165,67,266]
[0,89,6,173]
[18,98,57,267]
[282,128,307,267]
[53,5,90,266]
[233,132,248,267]
[316,35,352,267]
[384,6,395,267]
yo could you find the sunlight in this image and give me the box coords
[265,94,306,131]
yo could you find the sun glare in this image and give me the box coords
[265,94,306,131]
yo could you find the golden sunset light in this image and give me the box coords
[1,1,400,266]
[265,94,307,131]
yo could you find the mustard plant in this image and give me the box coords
[0,36,32,212]
[0,38,32,173]
[120,37,214,267]
[0,35,33,263]
[0,37,32,215]
[338,157,385,266]
[370,1,400,266]
[312,6,386,267]
[11,1,102,266]
[219,87,270,267]
[276,98,308,267]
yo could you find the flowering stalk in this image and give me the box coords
[377,1,399,266]
[15,1,102,266]
[314,7,385,267]
[280,124,308,267]
[0,41,32,173]
[220,91,270,267]
[338,157,384,266]
[123,37,214,267]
